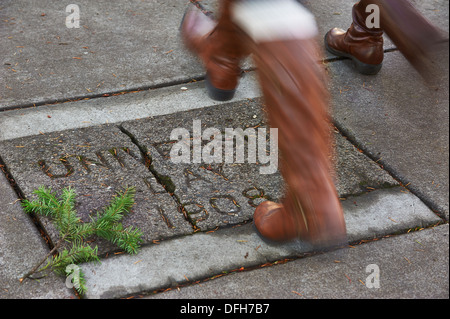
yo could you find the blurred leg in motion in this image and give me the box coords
[251,37,347,247]
[181,0,347,248]
[180,0,249,101]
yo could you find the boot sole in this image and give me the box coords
[205,74,236,101]
[324,32,382,75]
[253,222,348,253]
[252,223,297,246]
[180,6,237,102]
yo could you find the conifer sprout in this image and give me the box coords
[20,186,143,295]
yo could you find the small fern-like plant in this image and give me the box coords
[20,186,143,295]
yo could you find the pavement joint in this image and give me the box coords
[332,120,447,222]
[118,123,199,231]
[0,49,402,114]
[0,153,61,254]
[0,75,207,114]
[133,221,446,299]
[79,185,443,298]
[1,0,447,300]
[332,99,448,222]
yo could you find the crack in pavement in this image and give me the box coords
[118,124,200,231]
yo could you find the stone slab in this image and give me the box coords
[81,187,442,299]
[121,98,398,231]
[121,98,284,230]
[0,0,202,110]
[343,187,442,243]
[2,0,447,111]
[328,50,449,219]
[0,94,399,251]
[333,129,397,198]
[0,125,193,254]
[152,224,449,299]
[0,71,262,142]
[0,169,75,298]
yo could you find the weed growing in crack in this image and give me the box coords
[20,186,143,295]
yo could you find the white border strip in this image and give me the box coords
[0,72,261,141]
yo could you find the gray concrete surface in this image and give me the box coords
[0,169,75,298]
[81,186,441,299]
[3,0,447,111]
[0,72,261,141]
[0,0,202,110]
[0,125,193,254]
[0,0,448,300]
[0,97,402,253]
[329,50,449,219]
[151,224,449,299]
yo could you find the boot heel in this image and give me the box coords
[205,75,236,101]
[353,59,382,75]
[324,32,383,75]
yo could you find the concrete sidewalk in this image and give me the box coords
[149,224,449,299]
[1,0,448,300]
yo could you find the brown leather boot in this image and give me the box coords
[254,182,347,247]
[326,0,446,78]
[230,0,347,247]
[180,1,248,101]
[252,39,347,248]
[325,1,384,75]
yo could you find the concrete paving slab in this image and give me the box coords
[343,187,442,243]
[0,169,75,298]
[0,0,202,110]
[151,224,449,299]
[121,98,284,230]
[2,0,447,111]
[328,50,449,219]
[80,187,442,299]
[0,0,447,301]
[0,94,399,247]
[120,98,398,231]
[1,94,417,298]
[0,71,262,142]
[333,128,398,198]
[0,125,193,254]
